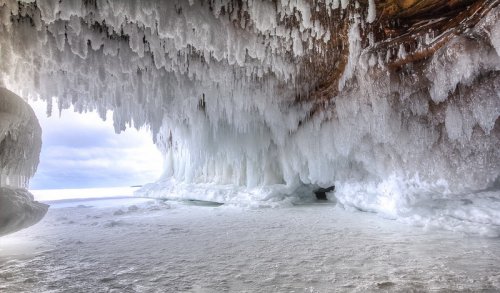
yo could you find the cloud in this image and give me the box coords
[29,100,163,189]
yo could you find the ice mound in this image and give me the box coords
[336,177,500,237]
[0,187,48,236]
[136,177,317,208]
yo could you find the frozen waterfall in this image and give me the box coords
[0,0,499,235]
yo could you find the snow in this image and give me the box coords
[1,196,499,292]
[0,1,498,236]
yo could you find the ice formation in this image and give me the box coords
[0,1,499,235]
[0,87,47,236]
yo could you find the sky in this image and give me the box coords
[29,100,163,190]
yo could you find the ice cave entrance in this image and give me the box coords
[28,100,163,201]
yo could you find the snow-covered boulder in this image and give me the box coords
[0,187,48,236]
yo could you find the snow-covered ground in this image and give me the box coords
[1,195,499,292]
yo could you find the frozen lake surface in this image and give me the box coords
[1,196,500,292]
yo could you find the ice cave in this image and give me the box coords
[0,0,500,239]
[1,0,500,236]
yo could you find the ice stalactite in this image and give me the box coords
[0,0,498,235]
[0,87,47,236]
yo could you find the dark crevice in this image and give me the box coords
[314,186,335,200]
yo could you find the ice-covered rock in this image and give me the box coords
[0,87,42,188]
[0,187,48,236]
[0,87,45,235]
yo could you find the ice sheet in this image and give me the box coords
[1,196,499,292]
